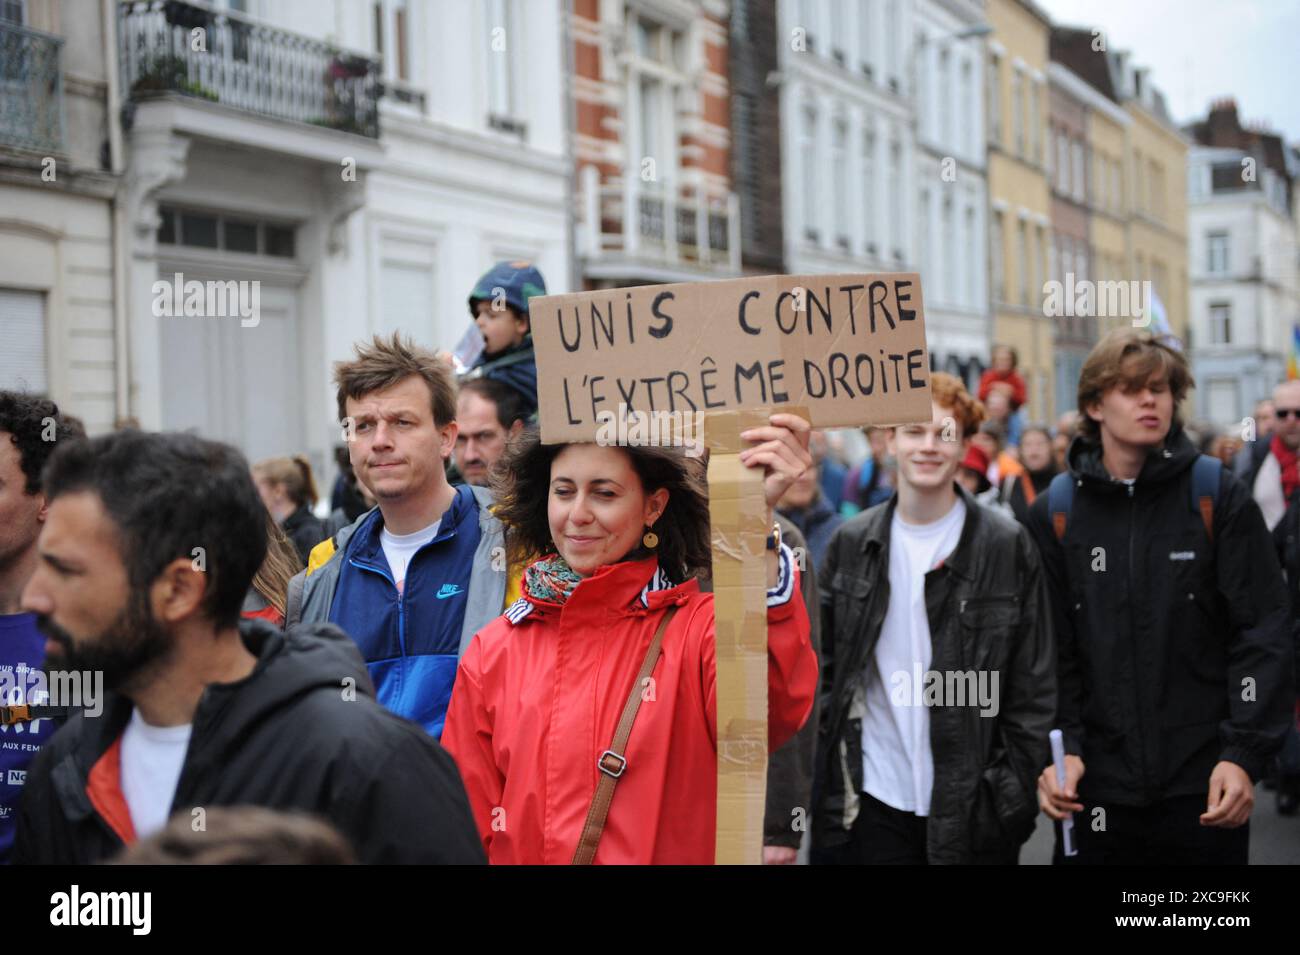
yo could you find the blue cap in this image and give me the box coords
[467,260,548,319]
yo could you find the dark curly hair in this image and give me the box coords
[0,391,86,495]
[43,430,268,628]
[491,429,712,582]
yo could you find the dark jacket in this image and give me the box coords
[764,516,822,849]
[467,336,538,420]
[778,494,844,572]
[12,619,485,865]
[1027,428,1294,806]
[1000,466,1057,527]
[1271,491,1300,661]
[813,484,1055,863]
[282,504,328,566]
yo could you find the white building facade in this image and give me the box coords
[778,0,987,387]
[17,0,570,488]
[910,0,988,387]
[1187,145,1300,427]
[1,0,121,434]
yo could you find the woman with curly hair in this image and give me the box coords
[442,414,818,864]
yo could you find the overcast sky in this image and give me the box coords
[1035,0,1300,145]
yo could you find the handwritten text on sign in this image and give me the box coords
[531,273,932,443]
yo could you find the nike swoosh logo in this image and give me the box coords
[436,585,464,599]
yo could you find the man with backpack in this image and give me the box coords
[1030,329,1294,864]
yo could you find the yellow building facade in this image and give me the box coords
[1126,99,1189,342]
[1087,101,1131,340]
[987,0,1054,420]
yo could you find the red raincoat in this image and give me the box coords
[442,556,817,864]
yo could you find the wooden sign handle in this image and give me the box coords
[705,410,771,865]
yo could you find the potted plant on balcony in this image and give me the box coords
[131,53,219,102]
[327,50,372,81]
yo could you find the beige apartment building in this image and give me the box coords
[987,0,1053,420]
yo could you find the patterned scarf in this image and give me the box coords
[523,554,584,605]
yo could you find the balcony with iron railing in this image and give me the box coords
[0,19,65,154]
[579,165,741,278]
[118,0,381,138]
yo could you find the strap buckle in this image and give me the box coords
[0,704,30,726]
[598,750,627,779]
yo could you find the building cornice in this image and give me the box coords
[1048,62,1131,127]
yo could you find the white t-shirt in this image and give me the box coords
[861,497,967,817]
[380,520,441,593]
[120,710,192,840]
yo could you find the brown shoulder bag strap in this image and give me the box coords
[571,603,679,865]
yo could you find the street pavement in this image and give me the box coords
[1021,783,1300,864]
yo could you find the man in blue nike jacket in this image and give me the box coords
[287,334,506,738]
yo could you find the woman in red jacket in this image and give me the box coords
[442,414,818,864]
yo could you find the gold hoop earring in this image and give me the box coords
[642,528,659,549]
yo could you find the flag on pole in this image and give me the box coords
[1288,324,1300,380]
[1147,286,1182,351]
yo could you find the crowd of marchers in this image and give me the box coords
[0,260,1295,865]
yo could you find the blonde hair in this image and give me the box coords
[251,513,302,618]
[253,455,319,509]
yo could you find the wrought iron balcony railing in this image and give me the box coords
[0,19,65,154]
[118,0,380,138]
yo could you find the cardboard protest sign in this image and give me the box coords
[529,274,931,864]
[530,273,932,445]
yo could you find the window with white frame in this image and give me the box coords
[965,206,976,306]
[888,137,902,256]
[938,48,950,146]
[795,0,813,48]
[1017,218,1029,305]
[1072,140,1085,202]
[1133,149,1144,214]
[486,0,520,123]
[1098,155,1108,209]
[1056,131,1069,193]
[919,189,931,286]
[991,211,1005,303]
[942,198,955,305]
[1029,80,1040,163]
[1207,378,1238,420]
[1011,67,1024,156]
[1207,231,1229,274]
[833,118,849,246]
[859,0,874,77]
[802,104,819,240]
[829,0,846,63]
[628,13,685,198]
[863,129,877,252]
[987,52,1001,144]
[373,0,411,84]
[915,34,928,131]
[1035,224,1046,304]
[0,288,46,393]
[885,0,898,87]
[1209,302,1231,344]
